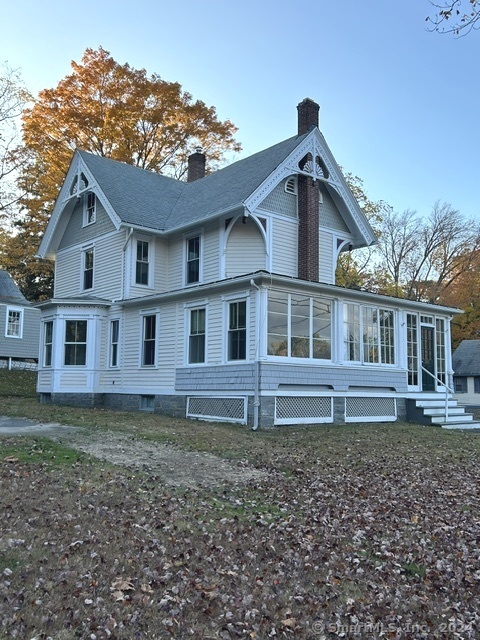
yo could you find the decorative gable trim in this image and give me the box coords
[37,152,123,260]
[244,130,376,248]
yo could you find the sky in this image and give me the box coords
[2,0,479,220]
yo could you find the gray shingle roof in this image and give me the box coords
[452,340,480,376]
[0,270,28,305]
[78,133,307,232]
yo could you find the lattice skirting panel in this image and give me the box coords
[275,396,333,425]
[187,396,247,424]
[345,397,397,423]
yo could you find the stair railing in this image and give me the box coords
[421,367,454,422]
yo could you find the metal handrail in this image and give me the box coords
[421,366,454,421]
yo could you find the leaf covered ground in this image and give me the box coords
[1,405,480,639]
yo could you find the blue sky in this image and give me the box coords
[2,0,479,219]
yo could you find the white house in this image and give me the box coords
[0,270,40,369]
[35,98,469,428]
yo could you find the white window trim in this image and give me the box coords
[63,318,88,367]
[223,295,250,364]
[133,235,154,289]
[43,319,54,367]
[82,245,95,291]
[83,191,97,226]
[139,309,159,369]
[5,306,23,339]
[109,318,121,368]
[184,230,204,286]
[185,304,208,366]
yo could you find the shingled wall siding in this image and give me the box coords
[175,364,256,392]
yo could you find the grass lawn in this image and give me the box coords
[1,370,479,638]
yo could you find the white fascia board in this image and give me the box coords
[36,152,123,259]
[244,129,377,248]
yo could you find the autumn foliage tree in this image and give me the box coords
[427,0,480,34]
[1,47,241,300]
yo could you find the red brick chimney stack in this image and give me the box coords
[297,98,320,281]
[187,148,206,182]
[297,98,320,136]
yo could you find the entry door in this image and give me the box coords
[421,326,435,391]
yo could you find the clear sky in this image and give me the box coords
[2,0,479,220]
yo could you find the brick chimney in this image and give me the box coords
[297,98,320,136]
[187,148,206,182]
[297,99,320,281]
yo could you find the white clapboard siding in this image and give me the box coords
[225,219,266,278]
[58,199,116,251]
[271,217,298,277]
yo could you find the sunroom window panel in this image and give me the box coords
[267,291,288,356]
[344,304,361,361]
[290,295,310,358]
[313,299,331,359]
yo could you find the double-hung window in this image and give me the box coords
[136,240,149,286]
[84,192,96,225]
[83,248,94,290]
[188,308,206,364]
[141,314,156,366]
[186,236,200,284]
[64,320,87,366]
[228,300,247,361]
[6,308,22,338]
[44,321,53,366]
[110,319,120,367]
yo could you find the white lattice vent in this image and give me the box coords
[187,396,247,424]
[345,397,397,423]
[275,396,333,425]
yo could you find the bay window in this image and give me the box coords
[64,320,87,366]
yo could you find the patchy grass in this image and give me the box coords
[1,382,480,637]
[0,369,37,398]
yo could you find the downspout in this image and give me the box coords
[250,279,261,431]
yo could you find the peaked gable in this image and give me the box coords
[0,270,29,306]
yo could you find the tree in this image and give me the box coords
[0,64,30,216]
[427,0,480,35]
[1,47,241,301]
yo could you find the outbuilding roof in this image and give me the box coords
[0,270,29,305]
[452,340,480,376]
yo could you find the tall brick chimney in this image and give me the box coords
[297,97,320,136]
[187,148,206,182]
[297,98,320,281]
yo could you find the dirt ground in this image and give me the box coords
[0,417,266,488]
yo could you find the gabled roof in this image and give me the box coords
[452,340,480,376]
[38,126,376,258]
[0,270,29,305]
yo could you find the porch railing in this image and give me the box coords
[421,366,454,422]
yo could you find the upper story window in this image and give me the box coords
[136,240,150,286]
[6,307,23,338]
[186,235,201,284]
[343,303,395,365]
[64,320,87,366]
[44,320,53,367]
[83,192,96,226]
[188,307,206,364]
[83,248,94,290]
[228,300,247,361]
[267,292,331,360]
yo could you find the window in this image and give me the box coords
[186,236,200,284]
[343,303,395,365]
[44,321,53,367]
[110,320,119,367]
[407,314,418,386]
[267,291,331,359]
[189,308,206,364]
[474,377,480,394]
[84,192,96,225]
[64,320,87,366]
[228,300,247,361]
[6,308,22,338]
[435,318,446,385]
[141,314,156,366]
[136,240,149,286]
[83,248,94,290]
[455,377,467,394]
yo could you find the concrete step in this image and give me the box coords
[442,421,480,430]
[415,399,459,409]
[431,414,473,424]
[423,407,467,417]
